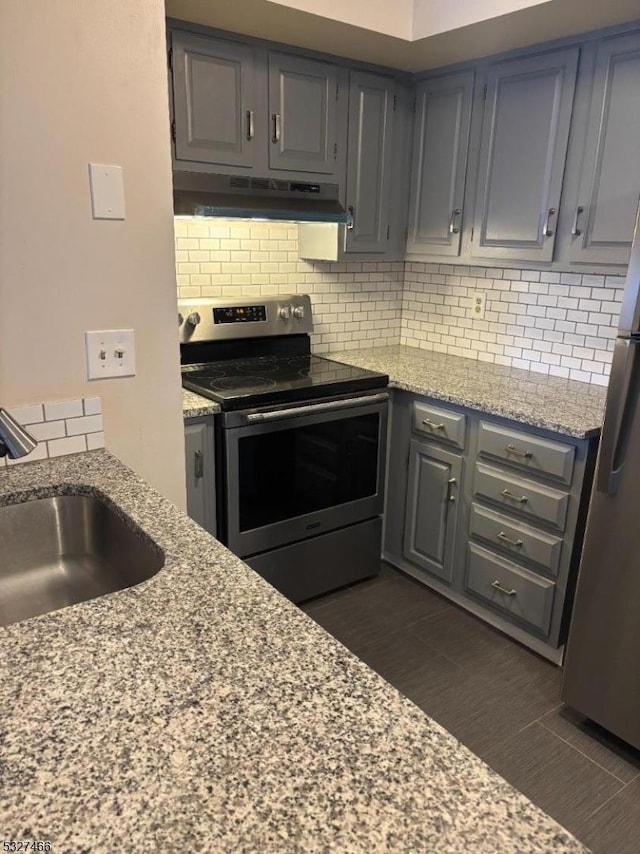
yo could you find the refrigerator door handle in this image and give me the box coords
[597,337,640,495]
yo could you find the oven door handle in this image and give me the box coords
[243,392,389,424]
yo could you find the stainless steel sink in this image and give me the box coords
[0,495,164,627]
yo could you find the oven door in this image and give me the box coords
[224,393,388,557]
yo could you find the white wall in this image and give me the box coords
[412,0,551,39]
[265,0,552,40]
[0,0,186,507]
[265,0,413,39]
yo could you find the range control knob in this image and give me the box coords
[186,312,201,327]
[178,313,184,326]
[279,305,292,320]
[293,305,305,320]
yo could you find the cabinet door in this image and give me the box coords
[407,71,474,257]
[344,71,395,255]
[569,33,640,265]
[184,420,216,535]
[268,52,339,174]
[172,32,256,169]
[471,48,579,262]
[403,440,463,583]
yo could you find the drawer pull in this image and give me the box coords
[492,580,517,597]
[506,444,532,459]
[501,488,528,504]
[497,531,523,547]
[423,418,445,430]
[447,477,457,503]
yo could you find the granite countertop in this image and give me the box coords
[0,450,587,853]
[182,388,220,419]
[330,345,607,438]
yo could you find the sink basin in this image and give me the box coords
[0,494,164,627]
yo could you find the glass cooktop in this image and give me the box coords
[181,354,388,411]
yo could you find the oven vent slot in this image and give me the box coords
[229,176,251,189]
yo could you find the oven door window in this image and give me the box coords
[237,412,379,531]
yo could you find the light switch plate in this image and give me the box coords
[471,291,486,320]
[88,163,125,220]
[85,329,136,379]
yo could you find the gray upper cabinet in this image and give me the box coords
[403,440,463,583]
[344,71,395,255]
[268,52,340,175]
[470,48,579,262]
[568,32,640,266]
[407,71,474,257]
[171,32,257,169]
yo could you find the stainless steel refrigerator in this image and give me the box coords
[562,202,640,748]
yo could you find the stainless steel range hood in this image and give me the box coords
[173,170,352,224]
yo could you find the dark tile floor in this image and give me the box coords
[301,563,640,854]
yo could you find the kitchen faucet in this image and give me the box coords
[0,408,38,459]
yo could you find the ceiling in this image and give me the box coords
[165,0,640,70]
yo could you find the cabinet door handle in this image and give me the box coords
[446,477,457,503]
[347,205,355,230]
[194,449,204,479]
[543,207,556,238]
[492,580,517,596]
[501,488,528,504]
[272,113,281,143]
[246,109,255,141]
[422,418,445,430]
[571,205,584,236]
[449,208,462,234]
[505,444,532,459]
[497,531,523,547]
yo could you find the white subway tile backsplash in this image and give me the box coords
[87,431,106,451]
[7,403,44,424]
[6,443,49,466]
[29,420,66,441]
[174,219,625,385]
[0,397,105,468]
[66,414,103,437]
[44,399,83,421]
[48,435,87,458]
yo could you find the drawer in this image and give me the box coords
[413,401,466,449]
[478,421,575,485]
[474,462,569,531]
[470,503,563,576]
[466,543,555,635]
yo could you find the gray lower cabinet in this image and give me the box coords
[470,47,579,263]
[403,440,463,583]
[567,31,640,266]
[384,390,597,661]
[171,32,257,169]
[268,52,343,176]
[406,70,474,257]
[184,417,216,536]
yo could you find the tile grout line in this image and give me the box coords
[587,778,633,820]
[537,717,632,786]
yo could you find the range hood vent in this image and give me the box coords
[173,170,351,225]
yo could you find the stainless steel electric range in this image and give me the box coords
[179,294,389,603]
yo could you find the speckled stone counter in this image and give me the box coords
[330,345,606,438]
[182,387,220,419]
[0,451,587,853]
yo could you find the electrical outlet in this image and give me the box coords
[85,329,136,379]
[471,291,486,320]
